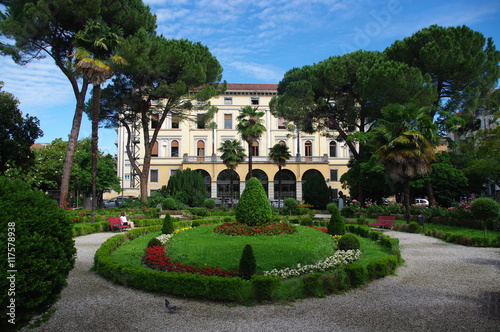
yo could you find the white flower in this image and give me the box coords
[263,249,362,279]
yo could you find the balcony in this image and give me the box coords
[182,155,329,164]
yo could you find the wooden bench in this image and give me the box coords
[108,217,129,231]
[368,215,396,229]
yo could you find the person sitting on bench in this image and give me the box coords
[119,212,135,229]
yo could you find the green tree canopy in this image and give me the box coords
[0,86,43,175]
[0,0,156,205]
[385,25,500,125]
[99,31,224,199]
[303,173,330,209]
[165,168,207,207]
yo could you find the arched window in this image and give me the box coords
[171,140,179,157]
[252,141,259,157]
[304,140,312,161]
[329,141,337,157]
[278,140,286,146]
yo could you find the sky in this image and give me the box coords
[1,0,499,155]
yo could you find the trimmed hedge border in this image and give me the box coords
[93,224,403,303]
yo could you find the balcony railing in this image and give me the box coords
[182,155,329,163]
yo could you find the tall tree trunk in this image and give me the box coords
[278,166,282,209]
[59,93,86,205]
[248,142,253,179]
[91,85,101,223]
[403,177,411,223]
[426,180,436,207]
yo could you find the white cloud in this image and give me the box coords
[229,61,284,82]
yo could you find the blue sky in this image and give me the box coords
[1,0,499,155]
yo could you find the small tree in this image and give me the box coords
[284,197,299,216]
[235,177,272,226]
[162,213,174,235]
[239,244,256,280]
[328,205,346,236]
[470,197,500,238]
[303,174,330,209]
[165,168,207,207]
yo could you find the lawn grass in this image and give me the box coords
[167,225,336,273]
[423,223,500,240]
[111,231,160,267]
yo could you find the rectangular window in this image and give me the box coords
[278,117,286,129]
[150,169,159,183]
[170,169,178,177]
[124,174,130,181]
[224,97,232,105]
[151,141,158,157]
[251,97,259,105]
[224,114,232,129]
[330,169,338,182]
[151,114,159,129]
[171,113,179,129]
[197,113,206,129]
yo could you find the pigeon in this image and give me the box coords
[165,299,180,314]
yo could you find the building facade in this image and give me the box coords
[115,83,352,202]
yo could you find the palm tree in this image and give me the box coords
[236,106,266,179]
[373,103,439,222]
[218,140,246,203]
[72,19,125,221]
[269,143,292,208]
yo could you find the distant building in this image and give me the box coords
[114,83,353,202]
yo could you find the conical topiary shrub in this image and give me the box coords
[328,204,345,236]
[239,244,256,280]
[235,177,272,226]
[162,213,174,234]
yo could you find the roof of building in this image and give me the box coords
[225,83,278,91]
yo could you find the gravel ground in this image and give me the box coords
[27,230,499,332]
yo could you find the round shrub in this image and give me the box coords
[328,205,346,236]
[162,213,174,235]
[326,203,337,214]
[470,197,500,221]
[148,237,163,247]
[0,177,76,330]
[203,198,216,210]
[239,244,256,280]
[337,233,361,250]
[235,177,272,226]
[341,205,355,218]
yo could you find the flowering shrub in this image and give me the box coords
[143,245,235,277]
[173,227,192,234]
[263,249,362,279]
[447,202,472,219]
[156,234,173,245]
[214,222,297,236]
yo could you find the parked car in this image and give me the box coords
[270,199,285,208]
[415,198,429,207]
[104,196,139,208]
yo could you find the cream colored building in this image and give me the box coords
[114,83,351,202]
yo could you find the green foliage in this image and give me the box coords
[238,244,257,280]
[162,213,174,235]
[301,273,324,297]
[203,198,216,210]
[341,206,355,218]
[326,203,337,214]
[0,177,76,331]
[408,221,422,233]
[165,169,207,207]
[251,275,282,302]
[470,198,500,221]
[337,234,361,250]
[235,177,272,225]
[328,205,345,236]
[147,237,163,247]
[343,264,368,288]
[0,89,43,175]
[302,174,330,209]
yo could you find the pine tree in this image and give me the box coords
[328,205,345,236]
[239,244,256,280]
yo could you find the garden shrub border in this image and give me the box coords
[93,224,403,303]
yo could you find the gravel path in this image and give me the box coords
[28,231,499,332]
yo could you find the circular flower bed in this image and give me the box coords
[213,222,297,236]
